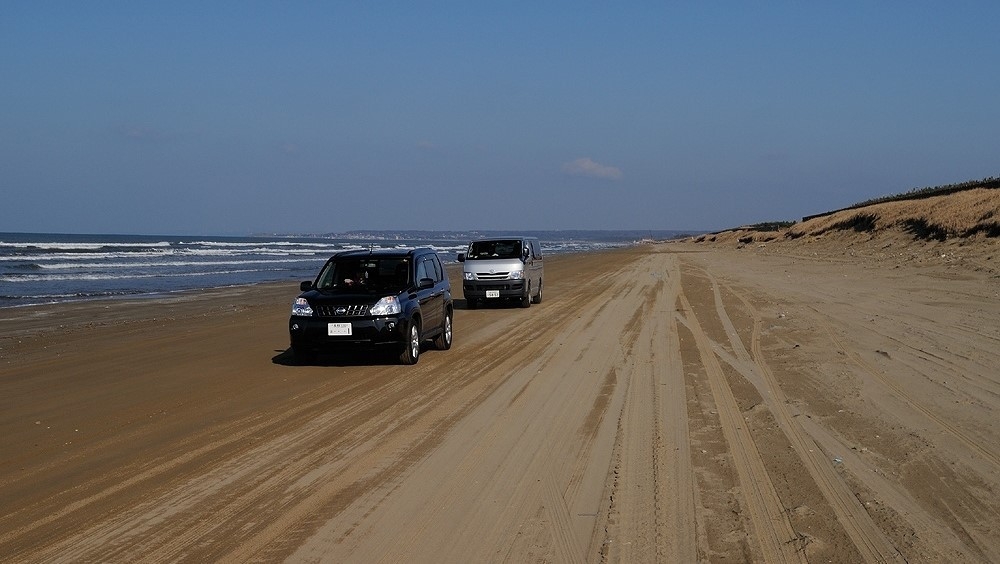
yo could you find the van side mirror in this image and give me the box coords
[457,252,466,262]
[522,247,530,261]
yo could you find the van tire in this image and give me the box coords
[532,282,543,304]
[520,283,531,308]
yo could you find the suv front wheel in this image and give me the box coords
[399,319,421,365]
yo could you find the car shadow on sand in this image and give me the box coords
[271,347,412,367]
[456,297,525,310]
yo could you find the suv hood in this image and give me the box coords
[301,288,403,304]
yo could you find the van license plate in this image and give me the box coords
[486,290,500,298]
[328,323,352,336]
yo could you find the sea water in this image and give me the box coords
[0,231,685,308]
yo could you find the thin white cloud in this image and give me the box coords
[562,157,623,180]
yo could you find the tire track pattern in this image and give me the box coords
[675,283,807,563]
[695,267,905,563]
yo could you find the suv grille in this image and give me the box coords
[316,304,370,317]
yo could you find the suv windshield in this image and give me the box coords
[467,240,521,260]
[315,258,410,293]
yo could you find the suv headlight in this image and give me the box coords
[508,269,524,280]
[463,272,475,280]
[370,295,401,316]
[291,297,314,316]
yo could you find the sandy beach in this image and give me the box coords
[2,238,999,562]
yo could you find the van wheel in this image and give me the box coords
[399,320,420,365]
[532,281,542,304]
[520,283,531,308]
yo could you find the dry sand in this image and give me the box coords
[1,237,999,562]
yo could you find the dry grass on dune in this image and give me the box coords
[693,187,1000,246]
[688,186,999,272]
[788,188,1000,240]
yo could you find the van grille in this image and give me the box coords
[475,271,510,280]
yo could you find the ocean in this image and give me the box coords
[0,230,686,308]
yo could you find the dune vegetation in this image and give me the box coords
[691,177,999,275]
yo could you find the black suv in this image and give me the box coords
[289,248,453,364]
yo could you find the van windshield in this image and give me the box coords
[468,240,521,260]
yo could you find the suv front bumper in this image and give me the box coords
[289,315,407,352]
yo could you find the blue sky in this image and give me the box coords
[2,2,998,235]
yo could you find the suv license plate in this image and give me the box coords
[486,290,500,298]
[328,323,352,336]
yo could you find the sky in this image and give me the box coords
[2,2,998,235]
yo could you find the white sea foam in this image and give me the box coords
[36,258,322,270]
[0,241,172,249]
[183,240,345,248]
[180,247,329,257]
[1,268,270,283]
[0,251,172,262]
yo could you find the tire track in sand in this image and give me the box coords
[597,252,698,563]
[814,310,1000,470]
[696,267,905,563]
[676,286,807,563]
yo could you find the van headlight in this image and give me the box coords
[370,296,401,315]
[508,270,524,280]
[291,297,314,316]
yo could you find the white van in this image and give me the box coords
[457,237,543,308]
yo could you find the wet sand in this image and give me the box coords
[2,242,999,562]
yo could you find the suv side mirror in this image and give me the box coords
[457,252,466,262]
[418,277,435,289]
[300,281,312,291]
